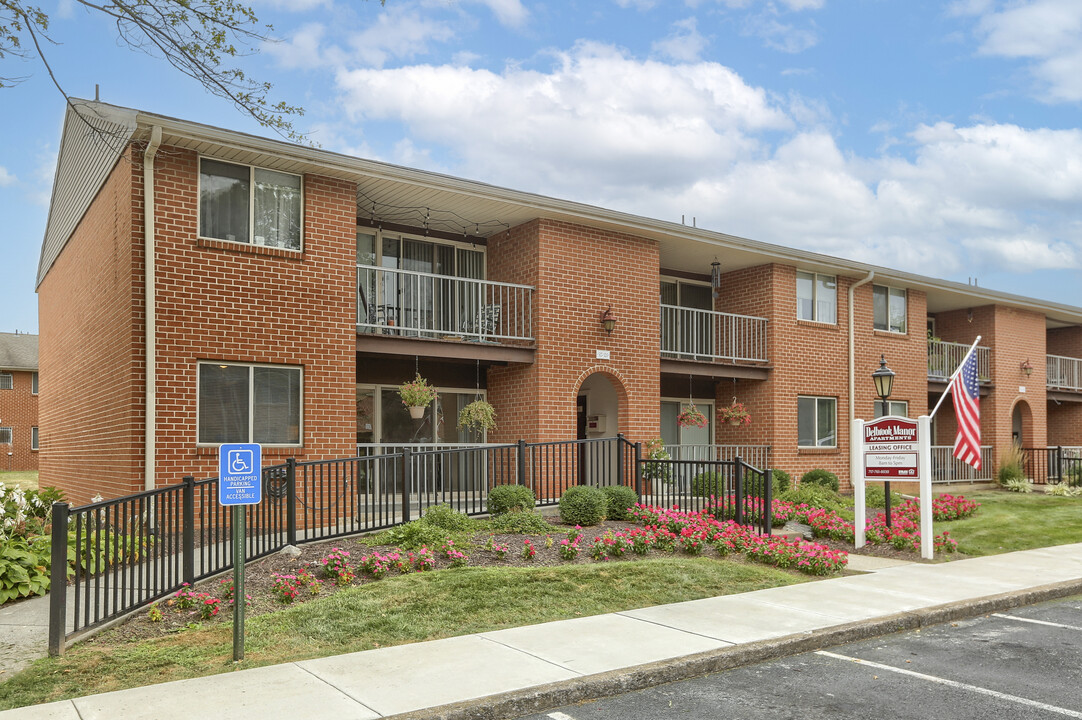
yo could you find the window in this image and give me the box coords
[0,428,10,444]
[798,396,836,447]
[31,427,38,450]
[355,385,488,445]
[874,400,908,418]
[199,159,302,250]
[31,372,38,394]
[660,399,714,449]
[198,362,302,445]
[0,373,11,390]
[873,285,907,333]
[796,272,836,324]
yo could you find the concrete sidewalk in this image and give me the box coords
[4,545,1082,720]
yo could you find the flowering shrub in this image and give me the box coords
[272,573,301,603]
[440,540,469,568]
[522,539,536,560]
[320,548,355,584]
[296,567,322,594]
[487,538,509,559]
[559,533,582,560]
[173,584,197,609]
[929,494,980,521]
[218,578,235,601]
[147,603,163,622]
[199,595,222,620]
[359,552,392,578]
[413,547,435,572]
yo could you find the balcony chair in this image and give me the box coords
[462,304,501,341]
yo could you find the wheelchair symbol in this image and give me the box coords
[228,449,254,475]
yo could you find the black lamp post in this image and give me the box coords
[872,354,896,526]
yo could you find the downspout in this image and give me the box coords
[848,270,875,427]
[144,126,162,491]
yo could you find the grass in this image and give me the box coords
[942,490,1082,556]
[0,471,38,492]
[0,556,807,709]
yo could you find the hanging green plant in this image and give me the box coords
[399,374,437,419]
[458,399,497,432]
[677,403,708,429]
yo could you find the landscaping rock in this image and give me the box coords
[280,545,302,558]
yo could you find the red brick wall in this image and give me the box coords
[1048,403,1082,447]
[0,369,39,472]
[38,151,144,503]
[1047,327,1082,358]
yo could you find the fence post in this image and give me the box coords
[517,439,527,488]
[734,456,745,525]
[634,442,643,498]
[616,433,625,488]
[48,501,69,657]
[402,448,413,523]
[286,458,298,546]
[763,465,773,536]
[182,476,195,586]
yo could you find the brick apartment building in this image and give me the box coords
[0,332,39,473]
[36,100,1082,503]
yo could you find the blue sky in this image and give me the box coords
[3,0,1082,334]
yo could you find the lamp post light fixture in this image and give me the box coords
[600,307,617,335]
[871,354,897,527]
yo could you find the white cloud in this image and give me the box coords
[652,18,709,62]
[265,23,341,70]
[465,0,529,28]
[614,0,657,9]
[347,9,456,68]
[0,166,14,187]
[967,0,1082,103]
[743,12,818,53]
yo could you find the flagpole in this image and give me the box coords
[928,335,982,420]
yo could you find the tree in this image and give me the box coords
[0,1,381,142]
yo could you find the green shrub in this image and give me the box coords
[778,483,849,513]
[421,504,476,533]
[771,469,791,496]
[997,445,1025,486]
[0,536,51,603]
[1045,482,1080,497]
[601,486,639,521]
[385,520,449,550]
[487,511,553,535]
[558,486,607,526]
[691,471,727,498]
[1004,477,1034,494]
[487,485,536,516]
[800,469,840,492]
[863,484,904,510]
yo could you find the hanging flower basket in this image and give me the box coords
[677,403,708,429]
[458,399,497,432]
[720,401,751,427]
[398,374,437,418]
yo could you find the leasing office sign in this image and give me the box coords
[862,417,919,479]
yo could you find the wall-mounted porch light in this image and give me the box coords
[600,307,617,334]
[1020,359,1033,377]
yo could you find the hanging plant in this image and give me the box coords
[719,401,752,427]
[399,374,437,419]
[677,403,708,429]
[458,399,497,432]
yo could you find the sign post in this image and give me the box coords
[218,443,262,662]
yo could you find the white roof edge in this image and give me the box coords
[51,101,1081,325]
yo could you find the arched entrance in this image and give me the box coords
[575,371,625,487]
[1012,399,1033,448]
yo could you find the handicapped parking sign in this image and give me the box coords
[219,443,262,506]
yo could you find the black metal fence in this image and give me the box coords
[1022,446,1082,485]
[49,436,770,653]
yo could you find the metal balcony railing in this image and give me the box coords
[927,340,991,382]
[1047,354,1082,392]
[660,305,768,363]
[931,445,995,483]
[356,265,533,342]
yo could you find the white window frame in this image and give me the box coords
[31,427,38,451]
[197,157,304,252]
[874,400,908,419]
[31,372,38,395]
[873,285,907,334]
[796,271,837,324]
[196,361,304,447]
[798,395,837,448]
[0,373,11,390]
[0,427,11,444]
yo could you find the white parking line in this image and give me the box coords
[547,713,577,720]
[816,651,1082,718]
[992,613,1082,632]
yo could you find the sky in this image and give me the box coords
[2,0,1082,335]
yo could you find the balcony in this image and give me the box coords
[927,340,991,383]
[660,305,769,364]
[356,265,534,344]
[1047,355,1082,392]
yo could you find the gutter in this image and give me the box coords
[849,271,875,428]
[144,126,162,491]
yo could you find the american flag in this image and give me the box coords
[951,350,982,469]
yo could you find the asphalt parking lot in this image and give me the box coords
[520,595,1082,720]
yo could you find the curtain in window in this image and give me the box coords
[200,160,249,243]
[401,240,434,332]
[253,169,301,249]
[198,364,249,444]
[816,276,837,324]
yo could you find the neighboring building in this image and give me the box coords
[36,101,1082,503]
[0,332,39,473]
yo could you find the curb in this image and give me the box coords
[387,578,1082,720]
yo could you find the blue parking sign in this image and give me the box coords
[219,443,263,505]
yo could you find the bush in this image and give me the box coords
[1004,477,1034,494]
[1063,462,1082,488]
[778,484,849,513]
[772,469,791,496]
[487,485,536,516]
[487,511,553,535]
[601,486,639,521]
[558,486,607,526]
[997,445,1025,486]
[863,484,905,510]
[421,504,476,533]
[385,520,449,550]
[800,469,840,493]
[691,471,727,498]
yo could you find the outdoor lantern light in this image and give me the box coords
[872,354,895,401]
[1020,359,1033,377]
[600,307,617,334]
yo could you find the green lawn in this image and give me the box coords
[0,471,38,492]
[942,490,1082,556]
[0,557,808,710]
